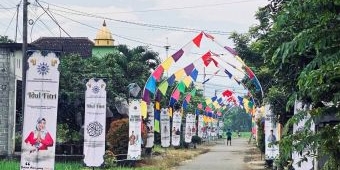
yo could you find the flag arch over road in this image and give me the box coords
[141,32,263,122]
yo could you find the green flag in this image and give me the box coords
[177,81,186,93]
[158,81,169,96]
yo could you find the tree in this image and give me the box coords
[0,35,14,43]
[230,0,340,169]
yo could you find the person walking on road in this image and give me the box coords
[226,129,232,146]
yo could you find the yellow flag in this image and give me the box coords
[155,101,160,110]
[174,69,185,81]
[183,76,192,87]
[161,57,174,71]
[141,101,147,118]
[205,98,212,105]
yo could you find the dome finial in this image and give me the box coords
[103,20,106,27]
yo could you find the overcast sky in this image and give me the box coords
[0,0,268,97]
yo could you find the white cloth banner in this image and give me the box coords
[265,105,279,160]
[20,51,59,170]
[83,78,107,167]
[160,108,170,147]
[171,110,182,146]
[145,103,154,148]
[198,115,204,138]
[127,99,142,160]
[292,101,314,170]
[185,114,195,143]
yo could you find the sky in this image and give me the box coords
[0,0,268,98]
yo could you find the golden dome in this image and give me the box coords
[94,20,114,46]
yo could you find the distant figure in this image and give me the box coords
[267,130,277,143]
[226,129,232,146]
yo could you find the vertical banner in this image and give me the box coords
[127,99,142,160]
[198,115,204,138]
[185,114,195,143]
[20,51,59,170]
[83,78,107,167]
[265,105,279,160]
[218,120,224,137]
[145,103,154,148]
[171,110,182,146]
[160,108,170,147]
[292,101,314,170]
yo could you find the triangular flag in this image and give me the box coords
[174,69,185,81]
[222,90,233,97]
[184,63,195,75]
[172,49,184,62]
[172,89,180,100]
[224,46,237,56]
[142,89,151,104]
[193,32,203,47]
[167,74,176,86]
[141,101,147,118]
[224,69,232,79]
[190,69,198,81]
[183,76,192,88]
[177,81,186,93]
[161,57,174,71]
[145,76,156,94]
[245,66,255,79]
[203,32,215,40]
[158,81,169,96]
[211,96,217,102]
[202,52,212,66]
[190,88,197,97]
[205,98,212,105]
[152,65,164,81]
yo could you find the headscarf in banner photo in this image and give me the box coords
[127,99,142,160]
[171,110,182,146]
[160,108,170,147]
[20,51,59,170]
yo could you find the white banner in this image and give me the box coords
[145,103,154,148]
[265,105,279,160]
[198,115,204,138]
[171,110,182,146]
[127,99,142,160]
[185,114,195,143]
[292,101,314,170]
[160,108,170,147]
[83,78,107,167]
[20,51,59,170]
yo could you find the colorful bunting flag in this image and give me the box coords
[224,46,237,56]
[141,101,147,118]
[183,76,192,87]
[190,88,197,97]
[152,65,164,81]
[158,81,169,96]
[192,32,203,47]
[142,89,151,104]
[161,57,174,71]
[172,49,184,62]
[245,66,255,79]
[172,89,180,100]
[222,90,233,97]
[184,63,195,75]
[145,76,156,94]
[167,74,176,86]
[154,109,160,132]
[197,103,203,110]
[224,69,232,79]
[190,69,198,81]
[174,69,185,81]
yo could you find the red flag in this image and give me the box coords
[222,90,233,97]
[193,32,203,47]
[203,32,215,40]
[245,66,255,79]
[202,51,218,67]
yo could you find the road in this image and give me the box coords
[174,138,251,170]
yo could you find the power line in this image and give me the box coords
[35,0,71,37]
[3,8,16,35]
[34,1,233,35]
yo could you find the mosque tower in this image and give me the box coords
[92,20,116,57]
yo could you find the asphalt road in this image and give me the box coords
[175,138,250,170]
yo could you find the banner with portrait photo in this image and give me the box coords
[145,103,154,148]
[127,99,142,160]
[20,51,60,170]
[185,114,195,143]
[83,78,107,167]
[265,105,279,160]
[198,115,204,138]
[160,108,170,147]
[171,110,182,146]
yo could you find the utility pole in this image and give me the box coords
[15,2,21,42]
[22,0,28,124]
[164,37,170,77]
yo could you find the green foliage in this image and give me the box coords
[230,0,340,168]
[0,35,14,43]
[223,107,251,132]
[106,118,130,156]
[256,118,265,153]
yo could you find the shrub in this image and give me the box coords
[106,118,148,159]
[191,135,202,144]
